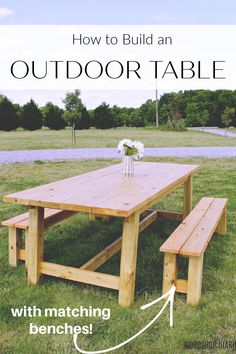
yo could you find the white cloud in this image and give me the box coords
[0,8,14,18]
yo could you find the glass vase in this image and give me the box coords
[122,155,134,178]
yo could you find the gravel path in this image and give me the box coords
[189,127,236,137]
[0,147,236,165]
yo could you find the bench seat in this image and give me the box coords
[1,208,75,267]
[160,197,227,305]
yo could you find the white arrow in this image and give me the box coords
[73,285,176,354]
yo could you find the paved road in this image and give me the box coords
[0,147,236,165]
[189,127,236,137]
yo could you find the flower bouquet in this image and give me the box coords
[117,139,144,178]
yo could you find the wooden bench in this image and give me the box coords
[1,209,75,267]
[160,197,227,305]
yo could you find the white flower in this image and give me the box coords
[117,139,144,160]
[117,139,132,153]
[132,141,144,159]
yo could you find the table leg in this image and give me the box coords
[27,206,44,284]
[118,212,140,307]
[183,175,192,218]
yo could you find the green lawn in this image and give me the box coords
[228,128,236,133]
[0,158,235,354]
[0,127,236,151]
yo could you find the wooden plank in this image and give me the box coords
[44,210,76,228]
[160,198,214,254]
[8,227,22,267]
[215,205,227,235]
[40,261,120,290]
[176,279,188,294]
[183,175,192,218]
[19,248,26,260]
[88,214,111,222]
[3,164,122,204]
[1,209,75,229]
[136,175,191,216]
[156,210,183,221]
[80,238,122,271]
[180,198,227,257]
[139,210,157,233]
[89,214,96,221]
[81,211,156,272]
[2,211,29,229]
[95,167,198,217]
[27,207,44,285]
[162,253,177,294]
[3,163,134,213]
[25,229,28,267]
[119,212,140,307]
[89,174,190,218]
[187,254,204,305]
[3,162,199,217]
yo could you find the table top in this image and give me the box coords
[3,162,199,217]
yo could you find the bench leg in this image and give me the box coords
[187,254,203,305]
[8,227,22,267]
[118,212,140,307]
[24,229,28,268]
[183,175,192,218]
[215,206,227,235]
[162,253,177,294]
[27,207,44,285]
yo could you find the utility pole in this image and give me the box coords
[155,81,159,128]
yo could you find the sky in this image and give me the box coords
[0,0,236,108]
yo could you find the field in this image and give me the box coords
[0,127,236,151]
[0,155,236,354]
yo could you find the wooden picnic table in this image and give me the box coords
[3,162,199,307]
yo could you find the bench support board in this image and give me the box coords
[9,227,22,267]
[187,254,204,305]
[215,206,227,235]
[162,253,177,294]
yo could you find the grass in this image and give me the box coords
[0,157,236,354]
[0,127,236,151]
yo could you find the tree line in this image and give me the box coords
[0,89,235,131]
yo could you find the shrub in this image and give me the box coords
[0,95,19,131]
[76,107,90,130]
[93,102,113,129]
[43,102,66,130]
[160,118,186,131]
[21,99,43,130]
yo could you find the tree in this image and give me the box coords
[221,107,234,134]
[0,95,19,131]
[185,103,201,127]
[42,102,66,130]
[21,99,43,130]
[110,105,125,127]
[76,107,90,130]
[139,99,156,125]
[62,90,84,143]
[93,102,113,129]
[129,109,145,127]
[62,90,84,127]
[199,109,209,131]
